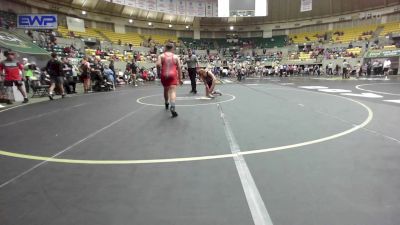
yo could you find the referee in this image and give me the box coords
[185,49,199,94]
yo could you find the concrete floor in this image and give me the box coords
[0,78,399,225]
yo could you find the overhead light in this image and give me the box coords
[185,25,189,29]
[82,10,87,15]
[229,26,234,30]
[129,19,133,23]
[168,24,173,28]
[148,22,152,26]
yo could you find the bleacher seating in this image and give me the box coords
[0,10,17,28]
[383,45,397,50]
[179,38,215,50]
[58,26,104,41]
[84,48,136,61]
[180,36,287,50]
[332,25,377,43]
[243,36,287,48]
[290,31,325,44]
[145,34,178,45]
[96,29,143,46]
[45,45,84,58]
[380,22,400,36]
[299,52,312,60]
[346,47,362,56]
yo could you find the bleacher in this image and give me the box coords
[179,38,214,50]
[0,10,17,28]
[47,45,84,58]
[96,29,143,46]
[84,48,135,61]
[346,47,362,56]
[146,34,178,45]
[180,36,287,50]
[332,25,377,43]
[380,22,400,36]
[299,52,312,60]
[58,26,104,41]
[179,38,209,50]
[214,38,230,48]
[290,31,325,44]
[383,45,397,50]
[243,36,287,48]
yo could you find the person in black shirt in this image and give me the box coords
[46,52,65,100]
[185,49,198,94]
[130,59,137,74]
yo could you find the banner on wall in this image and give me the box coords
[166,0,177,14]
[300,0,312,12]
[205,1,213,17]
[17,14,58,29]
[157,0,168,12]
[124,0,136,7]
[157,0,177,13]
[113,0,125,5]
[136,0,147,9]
[186,1,196,16]
[365,49,400,58]
[212,1,218,17]
[176,0,186,15]
[66,16,85,32]
[147,0,157,11]
[195,1,206,17]
[110,0,222,17]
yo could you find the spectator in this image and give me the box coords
[103,65,115,90]
[62,58,76,94]
[46,53,65,100]
[80,57,91,93]
[21,58,31,94]
[0,50,29,104]
[109,59,116,84]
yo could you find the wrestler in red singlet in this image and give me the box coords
[156,43,182,118]
[160,52,178,87]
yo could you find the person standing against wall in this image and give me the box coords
[185,49,198,94]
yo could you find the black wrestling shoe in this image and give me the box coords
[171,107,178,118]
[165,103,169,110]
[48,93,54,100]
[22,98,29,103]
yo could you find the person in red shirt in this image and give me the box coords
[142,69,148,81]
[156,43,183,118]
[0,51,28,104]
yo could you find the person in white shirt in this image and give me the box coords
[328,62,333,75]
[342,60,350,79]
[355,61,362,77]
[152,67,158,79]
[383,59,391,77]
